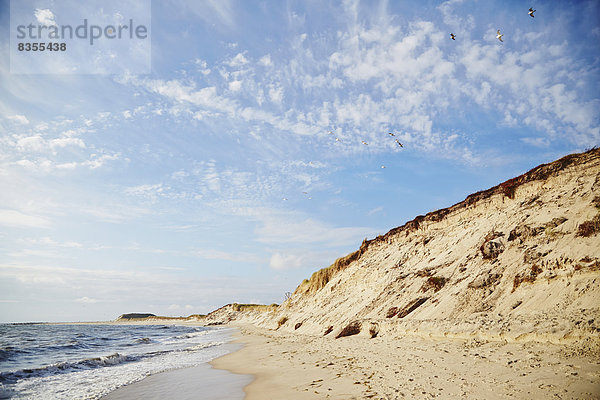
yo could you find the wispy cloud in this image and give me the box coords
[17,237,82,248]
[6,115,30,125]
[75,296,98,304]
[0,209,51,228]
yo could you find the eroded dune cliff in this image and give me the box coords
[209,149,600,351]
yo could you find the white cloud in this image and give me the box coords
[259,55,272,66]
[367,206,383,216]
[50,137,86,149]
[18,237,82,248]
[268,249,342,271]
[226,52,249,67]
[85,153,120,169]
[521,137,550,148]
[125,183,166,201]
[268,85,283,104]
[75,297,98,304]
[252,212,373,246]
[34,8,56,27]
[193,248,264,264]
[77,203,149,223]
[269,252,303,270]
[7,115,29,125]
[0,209,50,228]
[228,80,242,92]
[16,135,46,152]
[194,58,211,75]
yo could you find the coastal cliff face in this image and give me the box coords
[221,149,600,348]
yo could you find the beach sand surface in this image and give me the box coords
[212,324,600,400]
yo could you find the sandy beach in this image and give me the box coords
[212,324,599,400]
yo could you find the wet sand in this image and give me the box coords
[102,344,252,400]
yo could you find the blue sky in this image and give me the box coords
[0,0,598,322]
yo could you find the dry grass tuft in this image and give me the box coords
[577,215,600,237]
[277,316,288,329]
[500,178,518,199]
[512,264,543,292]
[232,303,278,312]
[397,297,429,318]
[336,321,361,338]
[386,307,399,318]
[420,276,447,292]
[369,323,379,338]
[416,268,433,277]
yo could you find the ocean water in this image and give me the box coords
[0,323,239,399]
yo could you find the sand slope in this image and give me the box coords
[210,149,600,350]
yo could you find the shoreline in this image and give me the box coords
[210,324,600,399]
[100,326,251,400]
[101,358,252,400]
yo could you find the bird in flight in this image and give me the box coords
[395,139,403,147]
[496,29,504,42]
[388,132,395,137]
[361,141,368,145]
[335,137,341,142]
[528,8,536,18]
[450,33,456,40]
[381,165,386,169]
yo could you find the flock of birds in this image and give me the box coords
[281,130,404,200]
[327,129,403,149]
[451,8,536,42]
[327,128,403,170]
[284,7,538,202]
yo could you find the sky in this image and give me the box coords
[0,0,598,323]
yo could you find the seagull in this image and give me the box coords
[335,137,341,142]
[395,139,403,147]
[361,141,368,145]
[496,29,504,42]
[327,130,334,135]
[381,165,386,169]
[528,8,536,18]
[388,132,395,137]
[282,197,288,201]
[450,33,456,40]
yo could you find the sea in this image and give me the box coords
[0,323,241,399]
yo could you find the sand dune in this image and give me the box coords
[207,149,600,398]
